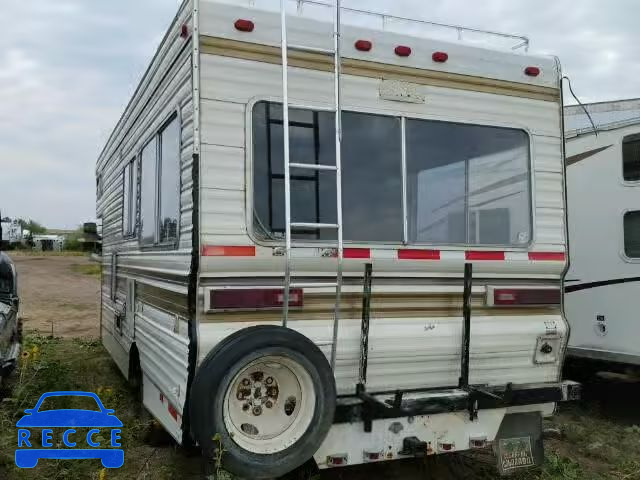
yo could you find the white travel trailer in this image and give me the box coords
[565,98,640,369]
[96,0,578,477]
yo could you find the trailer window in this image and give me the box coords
[252,102,403,241]
[140,138,157,245]
[623,134,640,182]
[406,119,531,246]
[624,211,640,258]
[122,158,137,236]
[158,117,180,243]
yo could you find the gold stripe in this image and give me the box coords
[200,36,560,102]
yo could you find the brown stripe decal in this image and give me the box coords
[566,144,613,166]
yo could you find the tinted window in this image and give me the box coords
[252,102,403,242]
[624,211,640,258]
[140,139,157,245]
[406,119,531,246]
[122,159,137,236]
[623,134,640,181]
[159,117,180,243]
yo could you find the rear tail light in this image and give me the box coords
[489,287,560,306]
[469,436,489,449]
[210,288,303,310]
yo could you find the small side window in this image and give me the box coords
[624,211,640,258]
[122,158,138,236]
[623,134,640,181]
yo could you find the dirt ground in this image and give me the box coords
[3,253,640,479]
[10,253,100,338]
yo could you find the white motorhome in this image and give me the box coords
[96,0,578,477]
[565,98,640,369]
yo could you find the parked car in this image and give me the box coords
[0,251,21,383]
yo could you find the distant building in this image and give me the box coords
[0,218,23,246]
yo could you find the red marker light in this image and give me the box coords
[355,40,373,52]
[432,51,449,63]
[180,24,189,38]
[394,45,412,57]
[234,19,255,32]
[525,66,540,77]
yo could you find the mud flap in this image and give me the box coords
[494,412,543,475]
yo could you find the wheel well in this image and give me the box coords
[128,343,142,388]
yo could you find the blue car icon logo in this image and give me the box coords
[15,391,124,469]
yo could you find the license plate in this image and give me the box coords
[497,436,535,472]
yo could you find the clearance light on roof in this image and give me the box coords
[394,45,412,57]
[491,288,561,306]
[234,19,255,32]
[210,288,303,310]
[432,51,449,63]
[355,40,373,52]
[525,66,541,77]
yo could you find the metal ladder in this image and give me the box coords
[279,0,344,371]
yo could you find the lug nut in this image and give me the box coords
[265,401,273,409]
[242,378,250,386]
[242,404,250,412]
[266,377,274,385]
[252,406,263,416]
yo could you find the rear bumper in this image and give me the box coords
[335,380,581,424]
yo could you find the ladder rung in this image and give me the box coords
[291,282,339,289]
[289,163,337,171]
[290,222,339,230]
[288,44,336,56]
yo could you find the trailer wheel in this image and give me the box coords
[190,326,336,479]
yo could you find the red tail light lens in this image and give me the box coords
[210,288,303,309]
[492,288,560,306]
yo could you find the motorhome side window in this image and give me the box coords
[624,211,640,258]
[623,134,640,181]
[139,115,181,246]
[122,158,137,236]
[252,101,531,246]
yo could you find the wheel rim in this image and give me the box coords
[223,354,316,454]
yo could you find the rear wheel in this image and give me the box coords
[190,326,336,479]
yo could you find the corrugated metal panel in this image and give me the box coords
[199,313,565,395]
[96,0,195,422]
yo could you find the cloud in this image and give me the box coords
[1,0,638,228]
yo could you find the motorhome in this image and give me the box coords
[565,98,640,369]
[95,0,578,477]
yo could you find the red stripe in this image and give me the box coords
[344,248,371,259]
[168,403,179,421]
[528,252,566,261]
[202,245,256,257]
[465,251,505,261]
[398,249,441,260]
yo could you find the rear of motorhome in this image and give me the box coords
[95,0,578,476]
[565,99,640,369]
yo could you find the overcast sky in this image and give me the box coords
[1,0,638,229]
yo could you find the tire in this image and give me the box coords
[190,326,336,479]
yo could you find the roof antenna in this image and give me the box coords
[563,75,598,137]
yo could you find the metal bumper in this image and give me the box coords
[334,380,581,426]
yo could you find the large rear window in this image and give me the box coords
[252,101,531,247]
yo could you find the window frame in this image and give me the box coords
[122,156,138,238]
[621,209,640,262]
[137,110,182,250]
[622,133,640,184]
[246,98,535,250]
